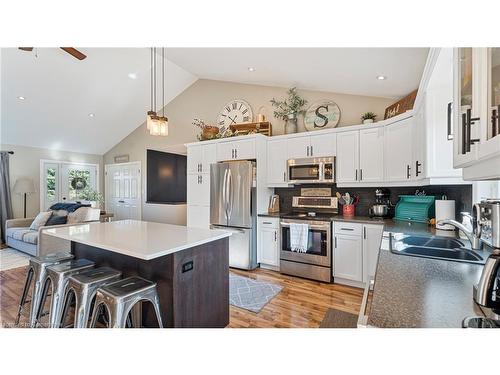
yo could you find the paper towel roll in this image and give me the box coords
[436,200,456,230]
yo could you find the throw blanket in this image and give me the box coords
[290,223,309,253]
[49,202,91,212]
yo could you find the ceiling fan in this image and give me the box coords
[18,47,87,60]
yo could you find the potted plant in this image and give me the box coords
[192,118,221,141]
[80,188,104,209]
[361,112,377,124]
[270,87,308,134]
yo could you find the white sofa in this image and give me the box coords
[5,207,100,257]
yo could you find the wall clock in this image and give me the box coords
[217,99,253,127]
[304,100,341,131]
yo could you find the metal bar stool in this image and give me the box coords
[15,252,74,328]
[36,258,95,328]
[90,276,163,328]
[59,267,122,328]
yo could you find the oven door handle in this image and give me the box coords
[280,222,330,230]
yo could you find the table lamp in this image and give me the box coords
[13,177,36,218]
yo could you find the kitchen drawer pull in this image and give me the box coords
[340,227,354,231]
[262,221,273,224]
[118,200,125,203]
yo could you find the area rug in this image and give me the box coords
[0,248,31,271]
[319,308,358,328]
[229,273,283,313]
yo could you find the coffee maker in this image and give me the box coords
[369,188,393,218]
[464,200,500,327]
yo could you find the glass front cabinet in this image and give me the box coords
[453,48,500,179]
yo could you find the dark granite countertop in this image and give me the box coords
[368,249,485,328]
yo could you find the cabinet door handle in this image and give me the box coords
[360,169,363,181]
[334,236,337,248]
[283,171,286,182]
[200,163,202,173]
[306,146,309,157]
[231,149,235,159]
[406,165,411,179]
[200,175,203,184]
[355,169,358,181]
[492,106,499,138]
[466,108,480,152]
[363,226,366,239]
[461,112,467,155]
[447,102,453,140]
[415,160,422,177]
[310,145,313,156]
[274,231,277,241]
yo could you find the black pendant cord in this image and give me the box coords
[154,47,157,113]
[150,47,153,113]
[162,47,165,117]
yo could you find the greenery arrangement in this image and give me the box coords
[192,118,235,141]
[79,188,104,207]
[270,87,308,120]
[361,112,377,121]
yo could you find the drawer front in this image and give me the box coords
[258,217,279,229]
[334,222,362,236]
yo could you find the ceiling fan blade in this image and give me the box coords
[60,47,87,60]
[19,47,34,51]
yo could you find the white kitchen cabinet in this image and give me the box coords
[216,138,255,161]
[257,217,280,267]
[287,132,336,159]
[359,127,385,182]
[187,143,216,174]
[309,132,337,157]
[385,118,413,182]
[334,233,363,282]
[336,131,359,183]
[187,205,210,229]
[287,136,312,159]
[186,173,210,206]
[362,224,384,282]
[267,138,289,186]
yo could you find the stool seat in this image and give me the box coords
[90,276,163,328]
[15,252,73,327]
[37,258,95,328]
[59,267,122,328]
[100,276,155,298]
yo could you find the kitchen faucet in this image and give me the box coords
[438,212,482,250]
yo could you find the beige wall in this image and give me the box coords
[104,79,395,224]
[1,143,103,219]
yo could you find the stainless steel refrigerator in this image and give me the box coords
[210,160,257,270]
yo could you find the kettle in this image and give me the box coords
[473,250,500,313]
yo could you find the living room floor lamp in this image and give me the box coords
[13,177,36,218]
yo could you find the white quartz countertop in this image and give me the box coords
[43,220,232,260]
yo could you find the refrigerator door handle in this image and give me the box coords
[227,168,233,220]
[222,168,228,221]
[210,224,246,233]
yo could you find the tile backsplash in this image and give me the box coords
[274,184,473,219]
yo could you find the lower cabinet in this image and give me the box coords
[187,205,210,229]
[257,217,280,268]
[333,222,383,285]
[334,233,363,282]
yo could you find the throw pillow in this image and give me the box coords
[29,211,53,230]
[45,213,68,226]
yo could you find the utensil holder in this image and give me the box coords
[343,204,355,217]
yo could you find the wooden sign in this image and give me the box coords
[229,121,272,136]
[384,90,418,119]
[304,100,341,131]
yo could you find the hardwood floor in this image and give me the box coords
[0,265,364,328]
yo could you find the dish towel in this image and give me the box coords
[290,223,309,253]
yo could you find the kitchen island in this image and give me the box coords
[43,220,232,328]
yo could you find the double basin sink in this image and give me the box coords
[389,234,487,264]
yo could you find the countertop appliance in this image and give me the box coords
[279,194,338,282]
[478,199,500,249]
[287,156,335,184]
[210,160,257,270]
[368,188,393,218]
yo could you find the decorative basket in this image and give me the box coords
[201,126,220,140]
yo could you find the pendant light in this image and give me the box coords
[146,48,156,131]
[148,47,168,136]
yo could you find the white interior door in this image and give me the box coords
[105,162,141,221]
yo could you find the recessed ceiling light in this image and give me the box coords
[376,75,386,80]
[248,67,256,72]
[17,96,25,100]
[88,113,95,118]
[128,73,138,79]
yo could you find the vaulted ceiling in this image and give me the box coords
[0,48,197,155]
[1,47,428,155]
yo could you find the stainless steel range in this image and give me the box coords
[279,195,338,282]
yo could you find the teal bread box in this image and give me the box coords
[394,195,436,223]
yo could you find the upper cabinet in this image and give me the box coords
[453,48,500,180]
[359,127,385,183]
[267,138,289,187]
[187,143,216,174]
[216,138,256,161]
[336,131,359,183]
[385,118,413,182]
[287,132,336,159]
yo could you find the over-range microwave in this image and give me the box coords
[287,156,335,184]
